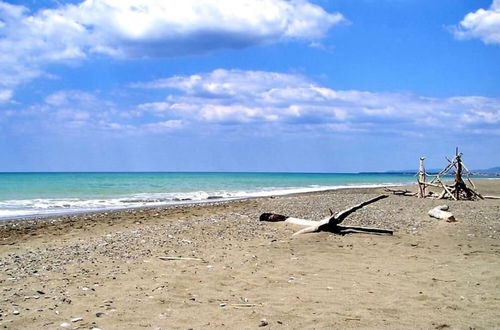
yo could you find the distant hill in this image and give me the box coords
[473,166,500,175]
[369,166,500,176]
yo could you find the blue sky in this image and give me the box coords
[0,0,499,172]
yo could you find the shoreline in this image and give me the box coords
[0,185,398,244]
[0,182,410,224]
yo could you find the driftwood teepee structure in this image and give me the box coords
[420,149,483,201]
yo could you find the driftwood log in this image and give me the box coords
[417,157,427,198]
[428,205,456,222]
[260,195,393,236]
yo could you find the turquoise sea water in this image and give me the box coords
[0,172,416,219]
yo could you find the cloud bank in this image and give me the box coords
[452,0,500,45]
[0,0,343,92]
[5,70,498,137]
[131,69,500,136]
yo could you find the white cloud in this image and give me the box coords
[0,89,12,103]
[0,0,343,91]
[452,0,500,45]
[142,120,183,133]
[70,0,344,57]
[132,69,500,135]
[5,71,499,138]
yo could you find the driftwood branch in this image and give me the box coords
[158,256,203,261]
[330,195,389,226]
[384,188,417,196]
[260,195,392,236]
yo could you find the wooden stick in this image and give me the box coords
[158,256,203,261]
[484,195,500,200]
[230,303,258,308]
[384,188,417,196]
[423,181,448,188]
[436,177,457,201]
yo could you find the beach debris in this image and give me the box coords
[259,318,269,327]
[60,322,71,328]
[417,156,427,198]
[417,149,483,200]
[231,303,258,308]
[428,205,456,222]
[71,317,83,323]
[260,194,393,236]
[484,195,500,200]
[384,188,417,196]
[158,256,203,261]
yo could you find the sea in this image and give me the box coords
[0,172,416,220]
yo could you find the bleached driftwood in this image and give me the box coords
[484,195,500,200]
[260,195,392,236]
[417,157,427,198]
[284,217,319,227]
[428,205,456,222]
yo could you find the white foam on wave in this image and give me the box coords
[0,182,406,220]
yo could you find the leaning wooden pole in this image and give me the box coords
[454,153,464,200]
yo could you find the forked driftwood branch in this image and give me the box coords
[260,195,392,236]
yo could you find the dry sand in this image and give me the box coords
[1,180,499,329]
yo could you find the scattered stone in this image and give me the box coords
[96,312,105,317]
[60,322,71,328]
[259,318,269,327]
[71,317,83,322]
[12,310,20,315]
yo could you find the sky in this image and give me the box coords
[0,0,499,172]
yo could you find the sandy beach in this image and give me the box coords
[1,180,499,329]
